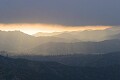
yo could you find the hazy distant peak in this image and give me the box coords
[33,32,62,37]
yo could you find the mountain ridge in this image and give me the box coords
[29,39,120,55]
[0,55,120,80]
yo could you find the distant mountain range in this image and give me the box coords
[1,55,120,80]
[33,29,120,41]
[21,52,120,67]
[33,32,61,37]
[30,39,120,55]
[0,30,120,55]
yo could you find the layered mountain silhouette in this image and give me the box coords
[0,55,120,80]
[0,30,120,55]
[34,29,120,41]
[0,30,79,54]
[30,39,120,55]
[22,52,120,67]
[1,30,120,80]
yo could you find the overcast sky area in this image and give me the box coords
[0,0,120,26]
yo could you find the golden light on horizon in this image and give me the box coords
[0,23,111,35]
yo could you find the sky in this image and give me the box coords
[0,0,120,34]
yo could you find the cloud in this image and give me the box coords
[0,0,120,26]
[0,23,110,34]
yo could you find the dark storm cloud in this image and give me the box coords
[0,0,120,26]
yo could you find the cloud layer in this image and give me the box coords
[0,23,110,34]
[0,0,120,26]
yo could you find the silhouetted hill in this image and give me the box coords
[0,30,39,53]
[0,55,120,80]
[19,52,120,67]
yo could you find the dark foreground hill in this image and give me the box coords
[0,55,120,80]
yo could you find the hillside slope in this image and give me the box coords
[0,55,120,80]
